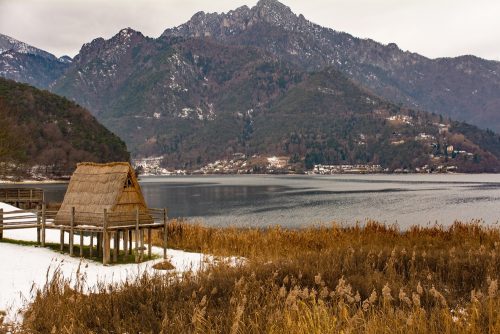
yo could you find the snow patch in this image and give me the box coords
[0,202,240,322]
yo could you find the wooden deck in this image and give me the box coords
[0,188,44,209]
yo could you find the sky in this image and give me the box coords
[0,0,498,60]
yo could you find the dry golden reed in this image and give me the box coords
[11,220,500,333]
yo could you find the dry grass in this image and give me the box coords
[153,260,176,271]
[13,220,500,333]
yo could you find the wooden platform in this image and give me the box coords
[0,188,44,209]
[0,206,168,265]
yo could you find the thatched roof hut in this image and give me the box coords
[55,162,151,227]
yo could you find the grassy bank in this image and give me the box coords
[12,221,500,333]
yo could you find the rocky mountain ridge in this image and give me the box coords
[51,29,500,172]
[0,33,71,88]
[163,0,500,132]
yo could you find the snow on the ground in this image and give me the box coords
[0,202,219,322]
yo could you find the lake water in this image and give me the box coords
[17,174,500,229]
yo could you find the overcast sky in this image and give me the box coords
[0,0,498,60]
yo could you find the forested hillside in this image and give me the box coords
[0,78,129,178]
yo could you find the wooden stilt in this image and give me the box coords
[135,208,139,263]
[163,208,168,260]
[80,231,84,257]
[89,232,94,258]
[123,229,129,256]
[0,209,3,241]
[97,232,102,257]
[139,228,144,261]
[113,230,119,263]
[36,208,41,244]
[69,207,75,256]
[103,209,110,265]
[41,203,46,247]
[60,228,64,251]
[147,228,152,259]
[129,229,133,252]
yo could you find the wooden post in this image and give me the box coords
[129,229,133,252]
[36,207,41,244]
[139,228,144,261]
[60,228,64,251]
[135,207,139,263]
[163,208,168,260]
[41,203,46,247]
[123,229,129,256]
[80,231,84,257]
[147,228,152,259]
[97,232,102,257]
[113,230,119,263]
[0,208,3,241]
[103,209,110,265]
[89,232,94,258]
[69,207,75,256]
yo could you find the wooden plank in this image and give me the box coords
[0,224,39,230]
[106,222,165,230]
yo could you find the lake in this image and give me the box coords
[15,174,500,229]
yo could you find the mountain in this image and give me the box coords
[0,77,129,178]
[162,0,500,132]
[50,28,500,172]
[1,1,499,172]
[0,33,71,88]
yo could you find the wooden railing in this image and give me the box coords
[0,206,168,265]
[0,188,44,204]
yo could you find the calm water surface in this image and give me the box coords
[24,174,500,228]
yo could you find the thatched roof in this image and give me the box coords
[55,162,151,227]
